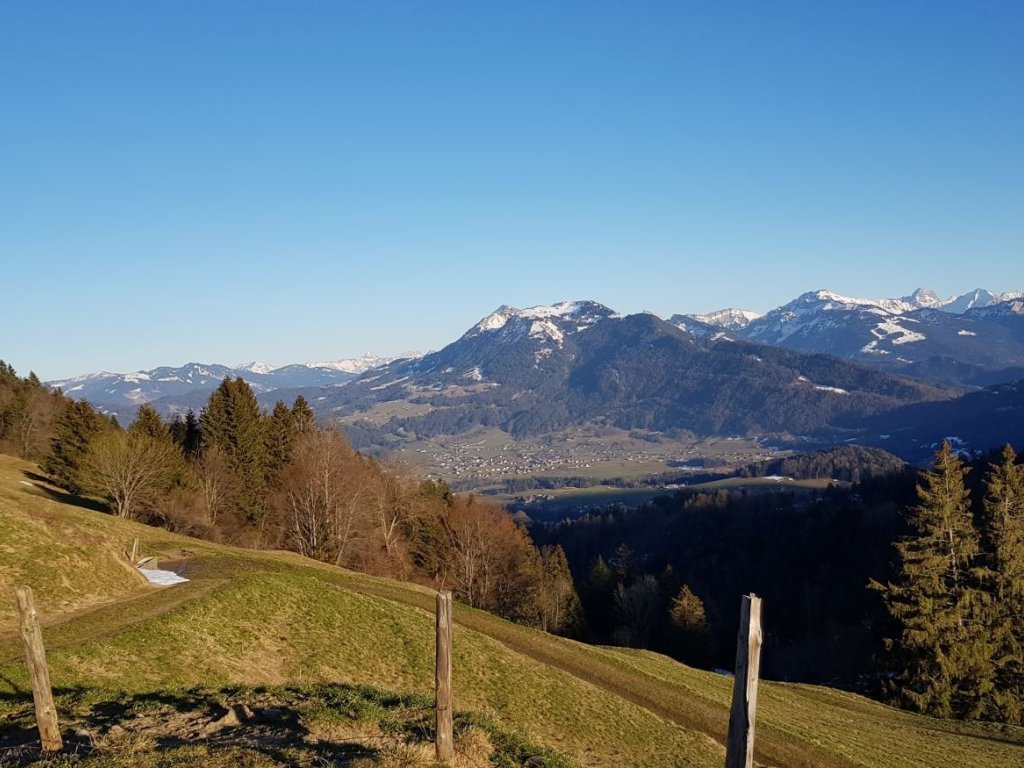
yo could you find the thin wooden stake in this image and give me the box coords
[725,593,762,768]
[435,590,454,762]
[130,537,139,563]
[16,587,63,753]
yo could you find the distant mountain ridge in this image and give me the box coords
[726,289,1024,386]
[47,354,414,418]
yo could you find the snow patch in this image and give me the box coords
[369,376,409,391]
[139,567,189,586]
[861,320,926,352]
[237,361,278,374]
[529,319,565,345]
[814,385,848,395]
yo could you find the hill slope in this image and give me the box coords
[1,455,1021,767]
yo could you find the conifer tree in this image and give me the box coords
[265,400,296,484]
[291,395,316,434]
[873,441,992,718]
[200,377,268,524]
[43,400,113,494]
[981,444,1024,722]
[536,545,583,635]
[183,409,201,458]
[669,584,712,666]
[130,405,169,441]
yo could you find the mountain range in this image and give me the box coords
[726,289,1024,386]
[309,299,951,448]
[48,355,410,420]
[47,287,1024,459]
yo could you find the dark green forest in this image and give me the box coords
[533,442,1024,723]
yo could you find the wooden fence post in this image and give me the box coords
[130,537,139,563]
[15,587,63,753]
[725,593,762,768]
[435,590,454,762]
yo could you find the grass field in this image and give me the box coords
[1,454,1022,767]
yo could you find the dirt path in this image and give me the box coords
[0,558,228,667]
[1,551,845,767]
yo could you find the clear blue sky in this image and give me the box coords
[2,1,1022,379]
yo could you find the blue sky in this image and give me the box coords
[2,1,1022,379]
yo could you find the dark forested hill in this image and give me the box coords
[843,379,1024,463]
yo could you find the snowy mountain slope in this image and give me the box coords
[733,289,1024,386]
[686,308,762,330]
[46,355,401,412]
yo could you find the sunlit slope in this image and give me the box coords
[1,454,1021,767]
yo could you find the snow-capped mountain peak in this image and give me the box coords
[687,308,762,330]
[237,361,278,375]
[304,353,405,375]
[467,300,617,338]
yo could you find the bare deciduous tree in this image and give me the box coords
[82,431,181,519]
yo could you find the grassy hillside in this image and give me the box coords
[1,454,1022,767]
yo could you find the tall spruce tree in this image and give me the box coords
[200,377,268,524]
[291,395,316,434]
[265,400,296,484]
[873,441,992,718]
[130,405,169,440]
[981,445,1024,722]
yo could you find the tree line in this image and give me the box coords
[0,364,582,635]
[873,441,1024,723]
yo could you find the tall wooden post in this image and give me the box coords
[130,537,139,563]
[435,590,454,762]
[16,587,63,753]
[725,593,762,768]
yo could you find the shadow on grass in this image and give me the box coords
[0,684,412,766]
[0,682,569,767]
[19,471,108,514]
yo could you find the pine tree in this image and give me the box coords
[537,545,583,635]
[265,400,296,484]
[669,584,712,666]
[130,405,169,441]
[873,441,993,718]
[291,395,316,434]
[43,400,113,494]
[183,409,201,458]
[200,378,268,524]
[980,445,1024,722]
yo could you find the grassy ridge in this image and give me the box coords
[1,455,1023,767]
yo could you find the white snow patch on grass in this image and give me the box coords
[139,567,189,586]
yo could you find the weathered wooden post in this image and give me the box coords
[130,537,139,563]
[435,589,454,762]
[15,587,63,753]
[725,593,762,768]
